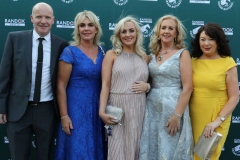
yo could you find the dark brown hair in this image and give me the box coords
[191,23,231,58]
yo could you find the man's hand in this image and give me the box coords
[0,114,7,124]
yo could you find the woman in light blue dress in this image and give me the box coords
[139,15,193,160]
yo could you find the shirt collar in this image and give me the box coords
[33,29,51,42]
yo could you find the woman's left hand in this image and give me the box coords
[131,81,148,94]
[166,114,181,136]
[204,119,222,138]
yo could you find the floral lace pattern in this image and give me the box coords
[139,49,193,160]
[54,46,105,160]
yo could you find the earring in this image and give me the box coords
[174,37,176,42]
[157,37,160,40]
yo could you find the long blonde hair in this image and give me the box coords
[70,10,103,46]
[150,15,186,55]
[111,16,146,58]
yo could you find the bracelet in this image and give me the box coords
[146,83,151,93]
[174,113,182,117]
[60,115,68,120]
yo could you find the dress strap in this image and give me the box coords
[98,45,105,55]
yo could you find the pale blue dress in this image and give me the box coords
[139,49,193,160]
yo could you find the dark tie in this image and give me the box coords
[33,37,45,103]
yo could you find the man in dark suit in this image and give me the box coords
[0,2,68,160]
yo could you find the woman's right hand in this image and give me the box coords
[99,112,116,125]
[61,116,74,136]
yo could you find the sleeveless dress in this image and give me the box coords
[54,46,105,160]
[189,57,237,160]
[139,49,193,160]
[107,51,149,160]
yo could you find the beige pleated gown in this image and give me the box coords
[107,51,149,160]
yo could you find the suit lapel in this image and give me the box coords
[50,35,58,78]
[26,30,33,75]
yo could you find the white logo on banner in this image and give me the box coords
[4,136,9,143]
[139,0,158,1]
[140,18,153,37]
[56,20,75,28]
[109,23,116,30]
[62,0,74,3]
[166,0,182,8]
[114,0,128,6]
[5,19,25,26]
[218,0,234,10]
[236,58,240,65]
[190,0,210,3]
[234,139,240,143]
[192,21,204,25]
[232,144,240,156]
[232,116,240,123]
[190,26,201,38]
[222,28,233,35]
[31,134,36,148]
[32,140,36,148]
[140,18,152,23]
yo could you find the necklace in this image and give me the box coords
[158,46,174,61]
[80,44,95,53]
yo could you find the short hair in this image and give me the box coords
[191,23,231,58]
[149,15,187,55]
[71,10,103,46]
[110,16,146,58]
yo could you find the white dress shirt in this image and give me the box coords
[29,29,53,102]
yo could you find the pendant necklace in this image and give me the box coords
[158,46,173,61]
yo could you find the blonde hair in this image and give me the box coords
[150,15,187,55]
[70,10,103,46]
[110,16,146,58]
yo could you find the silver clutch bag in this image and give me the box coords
[193,131,222,160]
[105,105,124,125]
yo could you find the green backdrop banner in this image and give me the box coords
[0,0,239,159]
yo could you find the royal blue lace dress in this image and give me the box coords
[54,46,105,160]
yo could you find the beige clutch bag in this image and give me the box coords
[193,131,222,160]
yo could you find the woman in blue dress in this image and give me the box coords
[55,10,105,160]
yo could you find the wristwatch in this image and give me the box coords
[219,115,225,122]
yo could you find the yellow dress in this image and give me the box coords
[189,57,237,160]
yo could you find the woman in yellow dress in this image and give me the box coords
[190,23,239,160]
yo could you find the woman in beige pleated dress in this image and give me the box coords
[99,16,150,160]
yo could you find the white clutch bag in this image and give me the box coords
[104,105,124,136]
[105,105,124,125]
[193,131,222,160]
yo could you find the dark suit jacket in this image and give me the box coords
[0,30,68,122]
